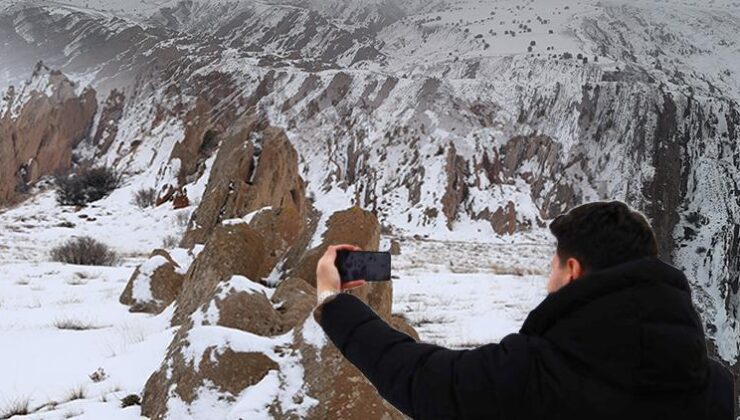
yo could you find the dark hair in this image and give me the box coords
[549,200,659,273]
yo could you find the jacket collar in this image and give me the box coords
[520,256,690,336]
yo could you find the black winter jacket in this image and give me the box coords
[315,256,736,419]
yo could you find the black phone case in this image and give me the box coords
[335,250,391,283]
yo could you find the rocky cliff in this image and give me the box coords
[0,62,97,205]
[1,0,738,413]
[119,113,415,418]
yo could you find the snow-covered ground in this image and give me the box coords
[0,185,550,418]
[0,263,173,420]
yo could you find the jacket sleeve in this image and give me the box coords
[313,293,531,419]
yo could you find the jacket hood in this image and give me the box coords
[520,256,710,394]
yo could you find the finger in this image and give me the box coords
[341,279,367,289]
[319,246,336,263]
[333,244,361,252]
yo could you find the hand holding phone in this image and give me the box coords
[334,250,391,283]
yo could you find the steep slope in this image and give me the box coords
[1,0,738,413]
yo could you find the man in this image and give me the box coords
[313,200,736,419]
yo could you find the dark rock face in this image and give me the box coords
[575,81,740,409]
[93,89,124,156]
[0,63,97,205]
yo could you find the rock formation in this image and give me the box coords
[120,249,187,314]
[180,114,306,248]
[0,62,97,205]
[123,116,416,419]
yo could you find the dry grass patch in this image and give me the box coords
[0,397,30,419]
[53,317,106,331]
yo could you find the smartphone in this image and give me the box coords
[335,250,391,283]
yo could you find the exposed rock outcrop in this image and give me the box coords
[137,118,415,418]
[171,223,268,326]
[389,239,401,255]
[0,63,97,205]
[119,249,186,314]
[92,89,124,156]
[181,115,306,247]
[286,205,392,320]
[292,312,413,420]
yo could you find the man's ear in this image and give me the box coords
[566,257,584,281]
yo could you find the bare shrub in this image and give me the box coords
[63,410,84,418]
[89,367,108,383]
[120,394,141,408]
[133,187,157,209]
[50,236,119,266]
[161,235,180,249]
[53,317,104,331]
[55,166,122,206]
[0,397,30,419]
[174,211,191,228]
[63,386,86,402]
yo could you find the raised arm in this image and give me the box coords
[313,293,531,419]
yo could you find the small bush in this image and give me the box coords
[0,397,30,419]
[50,236,119,266]
[63,386,86,402]
[161,235,180,249]
[120,394,141,408]
[174,211,191,228]
[89,367,108,383]
[54,317,104,331]
[55,166,122,206]
[133,187,157,209]
[199,130,220,156]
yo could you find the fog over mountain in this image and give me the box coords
[1,0,738,417]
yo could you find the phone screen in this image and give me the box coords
[335,250,391,283]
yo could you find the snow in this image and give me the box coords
[2,0,737,416]
[0,170,199,418]
[0,184,551,418]
[300,313,326,352]
[215,275,273,299]
[394,272,546,348]
[131,255,168,302]
[0,262,174,419]
[222,206,273,227]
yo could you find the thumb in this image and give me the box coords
[325,245,336,258]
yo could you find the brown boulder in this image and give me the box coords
[119,249,185,314]
[191,275,283,336]
[248,205,305,278]
[271,276,317,332]
[172,223,268,326]
[141,323,279,419]
[286,205,393,320]
[141,234,417,419]
[143,275,307,419]
[473,200,520,235]
[181,115,306,247]
[293,311,410,419]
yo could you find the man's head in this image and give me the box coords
[546,200,659,293]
